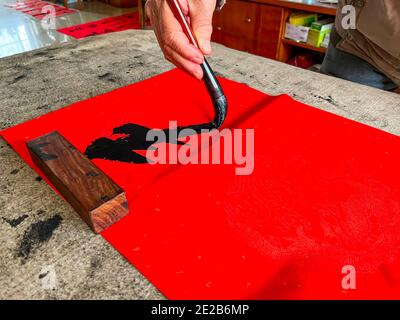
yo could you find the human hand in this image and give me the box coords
[145,0,216,80]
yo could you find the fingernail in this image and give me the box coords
[193,56,204,64]
[201,42,211,55]
[194,69,203,80]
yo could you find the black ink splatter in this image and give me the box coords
[90,257,101,269]
[38,271,49,279]
[98,72,111,79]
[3,214,28,227]
[85,137,149,163]
[313,94,339,107]
[9,74,26,85]
[17,214,63,262]
[36,104,49,110]
[32,51,47,57]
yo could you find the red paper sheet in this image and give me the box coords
[57,13,141,39]
[2,69,400,299]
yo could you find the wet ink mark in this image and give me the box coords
[85,123,186,164]
[90,257,101,269]
[98,72,111,79]
[38,271,49,279]
[313,94,339,107]
[16,214,63,262]
[9,74,26,84]
[32,51,47,57]
[128,61,144,68]
[36,104,49,110]
[85,137,149,163]
[84,78,226,163]
[98,72,117,83]
[35,176,43,182]
[3,214,28,227]
[10,169,19,174]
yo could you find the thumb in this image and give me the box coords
[190,0,216,55]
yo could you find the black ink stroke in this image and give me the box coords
[85,123,190,164]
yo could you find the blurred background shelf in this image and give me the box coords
[281,38,327,54]
[211,0,336,64]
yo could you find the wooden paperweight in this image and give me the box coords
[27,131,129,233]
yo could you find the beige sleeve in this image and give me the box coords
[356,0,400,59]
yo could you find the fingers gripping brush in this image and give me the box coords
[166,0,228,131]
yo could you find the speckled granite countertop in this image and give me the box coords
[0,30,399,299]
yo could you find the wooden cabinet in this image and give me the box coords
[212,0,283,59]
[213,0,258,44]
[255,5,284,58]
[212,0,337,62]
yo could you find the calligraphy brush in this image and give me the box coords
[166,0,228,130]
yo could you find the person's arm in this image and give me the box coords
[145,0,217,80]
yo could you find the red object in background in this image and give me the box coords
[5,0,42,8]
[33,8,76,19]
[287,53,316,69]
[57,13,141,39]
[1,69,400,299]
[5,0,76,19]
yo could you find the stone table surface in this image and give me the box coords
[0,30,399,299]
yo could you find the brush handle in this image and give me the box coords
[166,0,200,48]
[166,0,227,128]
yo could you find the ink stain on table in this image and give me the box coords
[9,74,26,85]
[313,94,340,108]
[36,104,49,110]
[98,72,111,79]
[16,214,63,262]
[3,214,28,227]
[38,270,49,279]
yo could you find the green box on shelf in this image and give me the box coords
[307,18,334,48]
[289,12,318,27]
